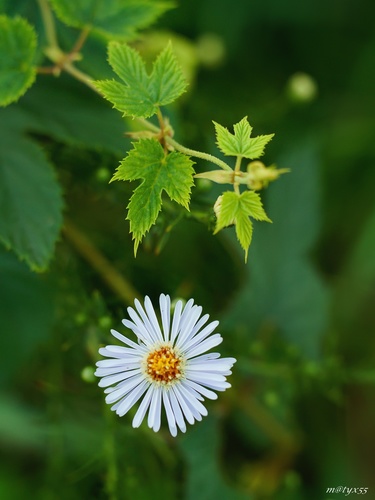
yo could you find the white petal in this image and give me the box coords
[95,365,130,377]
[159,294,171,342]
[127,306,155,345]
[148,386,162,432]
[144,296,164,343]
[105,374,144,404]
[182,379,218,400]
[116,380,149,417]
[178,313,210,349]
[175,306,202,349]
[168,387,187,432]
[194,380,231,391]
[99,346,143,359]
[170,300,183,344]
[175,386,204,421]
[133,299,159,344]
[187,372,227,384]
[111,328,148,351]
[122,319,150,348]
[185,334,223,359]
[162,390,177,437]
[98,368,142,388]
[132,385,154,428]
[177,299,195,339]
[172,386,195,424]
[186,352,221,362]
[182,320,219,352]
[96,358,140,369]
[178,384,208,416]
[188,356,236,367]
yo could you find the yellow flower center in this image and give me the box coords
[146,346,183,384]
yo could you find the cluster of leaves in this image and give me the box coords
[0,0,284,269]
[95,43,284,258]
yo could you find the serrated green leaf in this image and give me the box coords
[213,116,274,159]
[95,41,187,118]
[239,190,271,221]
[0,15,37,107]
[49,0,173,40]
[0,128,63,271]
[235,211,253,261]
[215,190,271,261]
[112,139,194,253]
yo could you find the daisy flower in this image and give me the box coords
[95,294,236,436]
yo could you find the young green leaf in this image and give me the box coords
[214,191,271,261]
[49,0,173,40]
[95,42,187,118]
[213,116,274,159]
[112,139,195,254]
[0,15,37,107]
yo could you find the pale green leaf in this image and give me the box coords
[49,0,173,40]
[235,211,253,261]
[214,192,238,232]
[239,191,271,221]
[112,139,194,253]
[215,190,271,261]
[0,129,63,271]
[213,116,274,159]
[95,42,187,118]
[0,15,36,107]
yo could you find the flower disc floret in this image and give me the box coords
[144,345,185,384]
[95,294,236,436]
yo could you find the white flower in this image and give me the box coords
[95,294,236,437]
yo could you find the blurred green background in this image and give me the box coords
[1,0,375,499]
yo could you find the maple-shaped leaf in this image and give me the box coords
[214,190,271,261]
[213,116,274,159]
[112,139,195,253]
[94,41,187,118]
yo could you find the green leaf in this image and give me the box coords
[95,41,187,118]
[0,15,37,107]
[112,139,195,253]
[49,0,173,40]
[213,116,274,159]
[215,191,271,261]
[0,128,63,271]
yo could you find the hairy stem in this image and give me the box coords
[63,221,141,305]
[166,137,233,171]
[233,155,243,193]
[63,63,99,93]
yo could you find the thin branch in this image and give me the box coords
[37,0,59,49]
